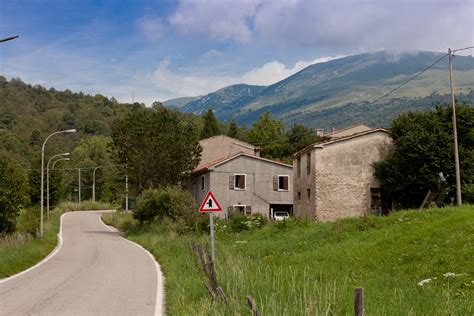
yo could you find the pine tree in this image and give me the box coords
[200,108,221,139]
[228,118,238,138]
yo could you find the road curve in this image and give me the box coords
[0,211,164,316]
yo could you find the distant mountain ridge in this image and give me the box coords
[163,96,200,109]
[165,51,474,129]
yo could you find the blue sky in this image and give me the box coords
[1,0,472,104]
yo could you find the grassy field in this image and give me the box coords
[103,206,474,315]
[0,201,116,279]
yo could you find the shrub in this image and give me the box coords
[16,206,40,235]
[229,213,268,232]
[133,187,200,228]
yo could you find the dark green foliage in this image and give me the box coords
[227,118,238,138]
[0,153,30,232]
[28,169,41,205]
[374,104,474,208]
[246,112,289,160]
[200,108,221,139]
[286,123,320,153]
[111,107,201,193]
[15,206,40,235]
[133,187,199,226]
[229,213,267,232]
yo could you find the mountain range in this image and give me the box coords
[164,51,474,129]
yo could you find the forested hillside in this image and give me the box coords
[0,76,131,166]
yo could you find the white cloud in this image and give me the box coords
[167,0,473,52]
[169,0,261,44]
[138,16,166,42]
[150,55,344,99]
[201,49,224,58]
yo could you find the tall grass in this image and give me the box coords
[103,206,474,315]
[0,210,60,278]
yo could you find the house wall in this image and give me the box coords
[197,156,293,218]
[293,151,316,219]
[313,132,392,221]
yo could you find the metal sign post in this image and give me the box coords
[199,191,222,263]
[209,212,215,262]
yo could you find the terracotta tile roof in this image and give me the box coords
[292,128,389,158]
[192,152,292,174]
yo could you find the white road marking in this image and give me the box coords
[99,214,166,316]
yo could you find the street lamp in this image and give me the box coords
[0,35,19,43]
[40,129,76,237]
[92,166,102,203]
[47,153,70,218]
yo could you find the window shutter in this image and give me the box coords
[229,174,235,189]
[273,176,278,191]
[283,176,289,190]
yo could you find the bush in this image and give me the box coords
[133,187,200,229]
[229,213,268,232]
[16,206,40,235]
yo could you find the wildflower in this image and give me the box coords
[418,278,432,286]
[443,272,456,278]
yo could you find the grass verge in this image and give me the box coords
[0,200,116,279]
[103,205,474,315]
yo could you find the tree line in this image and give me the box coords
[1,76,472,233]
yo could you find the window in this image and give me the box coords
[234,174,246,190]
[278,175,289,191]
[307,188,311,198]
[297,192,301,200]
[306,152,311,175]
[200,175,205,191]
[297,157,301,177]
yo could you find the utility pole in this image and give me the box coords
[448,48,462,206]
[78,168,82,204]
[92,166,102,203]
[125,170,129,212]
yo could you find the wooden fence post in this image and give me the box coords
[354,287,364,316]
[246,295,260,316]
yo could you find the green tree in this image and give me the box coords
[0,152,30,232]
[227,118,238,138]
[374,104,474,208]
[286,123,320,154]
[111,106,201,194]
[246,112,289,160]
[200,108,220,139]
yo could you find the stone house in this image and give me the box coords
[292,127,393,221]
[186,136,293,219]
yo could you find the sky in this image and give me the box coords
[0,0,473,105]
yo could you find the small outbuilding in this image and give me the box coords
[292,126,393,221]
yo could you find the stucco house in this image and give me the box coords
[186,135,293,219]
[292,126,393,221]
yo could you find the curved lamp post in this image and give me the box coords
[47,154,70,218]
[92,166,102,203]
[41,129,76,237]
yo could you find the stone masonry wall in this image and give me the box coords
[314,132,392,221]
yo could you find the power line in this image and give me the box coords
[368,53,448,105]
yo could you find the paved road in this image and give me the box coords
[0,211,163,316]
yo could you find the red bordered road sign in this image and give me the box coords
[199,191,222,212]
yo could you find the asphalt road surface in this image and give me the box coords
[0,211,164,316]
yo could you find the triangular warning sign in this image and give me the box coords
[199,191,222,213]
